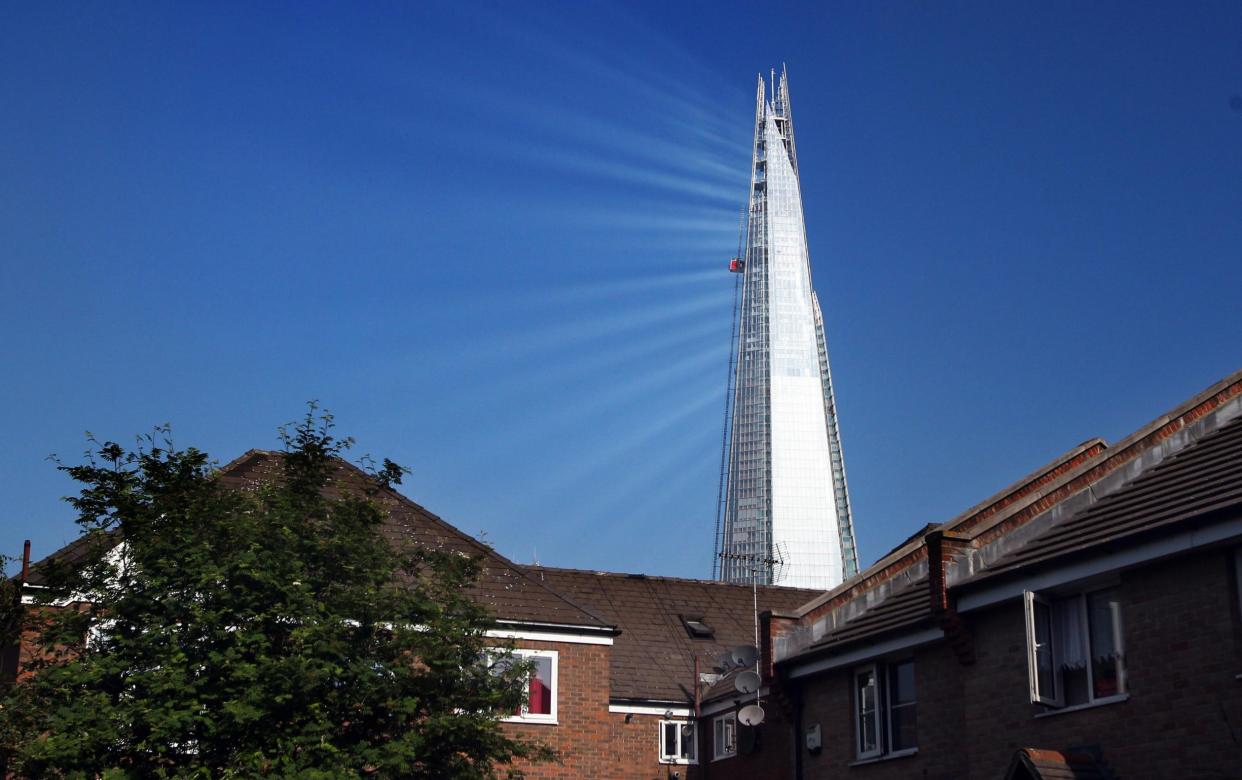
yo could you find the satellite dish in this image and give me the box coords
[730,644,760,667]
[738,704,765,726]
[734,670,761,694]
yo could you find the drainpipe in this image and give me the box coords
[792,677,804,780]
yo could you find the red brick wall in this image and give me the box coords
[607,712,694,780]
[494,639,752,780]
[785,547,1242,780]
[497,638,614,779]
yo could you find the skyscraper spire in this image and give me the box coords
[717,68,859,590]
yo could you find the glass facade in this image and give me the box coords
[719,68,859,590]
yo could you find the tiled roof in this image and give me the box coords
[1005,748,1112,780]
[779,371,1242,667]
[219,451,612,630]
[963,413,1242,586]
[26,450,612,632]
[807,577,932,653]
[524,566,818,703]
[23,530,118,587]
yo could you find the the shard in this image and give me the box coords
[717,67,859,590]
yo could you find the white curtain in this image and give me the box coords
[1054,596,1087,669]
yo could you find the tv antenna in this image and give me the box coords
[713,546,787,726]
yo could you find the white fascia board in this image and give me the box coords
[486,627,614,646]
[957,516,1242,613]
[492,618,614,633]
[609,703,693,717]
[786,628,943,679]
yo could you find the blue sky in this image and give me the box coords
[3,1,1240,578]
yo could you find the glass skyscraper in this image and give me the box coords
[717,68,859,590]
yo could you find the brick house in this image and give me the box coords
[705,369,1242,779]
[10,368,1242,778]
[6,449,816,779]
[521,565,818,779]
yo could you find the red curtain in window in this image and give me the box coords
[528,676,551,715]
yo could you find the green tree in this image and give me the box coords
[0,410,551,778]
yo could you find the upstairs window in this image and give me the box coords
[659,720,696,765]
[495,649,557,724]
[713,713,737,760]
[854,659,917,760]
[1024,587,1125,708]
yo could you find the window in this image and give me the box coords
[713,713,737,760]
[680,614,714,639]
[1024,588,1125,708]
[659,720,696,764]
[853,659,916,760]
[1235,548,1242,623]
[495,649,557,724]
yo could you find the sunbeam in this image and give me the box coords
[516,385,726,506]
[459,289,733,369]
[474,316,726,406]
[568,422,718,535]
[520,268,726,305]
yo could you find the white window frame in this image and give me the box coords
[499,648,558,725]
[1024,591,1061,706]
[853,660,917,760]
[712,712,737,761]
[1023,587,1126,710]
[853,664,882,760]
[658,719,697,765]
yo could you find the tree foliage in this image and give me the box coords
[0,410,551,778]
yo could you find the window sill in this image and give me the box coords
[712,753,737,763]
[658,760,697,766]
[1034,693,1128,719]
[502,717,558,726]
[849,748,918,766]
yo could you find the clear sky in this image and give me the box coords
[3,1,1240,578]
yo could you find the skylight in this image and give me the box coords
[680,615,714,639]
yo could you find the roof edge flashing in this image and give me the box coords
[949,392,1242,590]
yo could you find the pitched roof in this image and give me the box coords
[523,565,818,703]
[25,450,613,632]
[219,451,612,630]
[963,412,1242,587]
[22,530,111,587]
[806,577,932,654]
[1005,748,1113,780]
[779,368,1242,666]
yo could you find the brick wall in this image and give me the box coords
[797,641,964,780]
[698,702,794,780]
[962,547,1242,780]
[497,638,614,779]
[784,546,1242,780]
